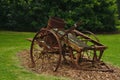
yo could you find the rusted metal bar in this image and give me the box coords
[73,30,107,47]
[26,38,33,42]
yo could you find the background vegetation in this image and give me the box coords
[0,0,119,32]
[116,0,120,19]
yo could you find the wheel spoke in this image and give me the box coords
[30,29,62,72]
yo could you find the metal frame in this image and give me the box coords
[29,17,113,72]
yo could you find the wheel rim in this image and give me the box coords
[30,29,62,72]
[69,31,100,60]
[77,31,101,61]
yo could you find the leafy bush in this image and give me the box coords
[0,0,117,32]
[116,0,120,19]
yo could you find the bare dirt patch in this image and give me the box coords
[18,50,120,80]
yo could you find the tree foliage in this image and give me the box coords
[0,0,117,32]
[116,0,120,19]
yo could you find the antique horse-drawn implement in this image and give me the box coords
[29,17,113,72]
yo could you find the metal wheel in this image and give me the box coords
[30,28,62,72]
[83,31,99,42]
[80,31,105,63]
[74,31,100,60]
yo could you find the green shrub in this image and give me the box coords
[0,0,117,32]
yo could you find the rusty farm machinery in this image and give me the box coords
[28,17,113,72]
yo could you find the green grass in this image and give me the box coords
[98,34,120,66]
[0,31,69,80]
[0,31,120,80]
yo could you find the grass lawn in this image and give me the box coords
[98,34,120,66]
[0,31,68,80]
[0,31,120,80]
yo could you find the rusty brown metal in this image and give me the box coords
[29,17,113,72]
[47,17,65,29]
[30,28,62,71]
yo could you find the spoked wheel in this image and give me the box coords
[30,28,62,72]
[83,31,99,42]
[77,31,99,44]
[74,31,100,60]
[79,31,106,65]
[82,31,100,61]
